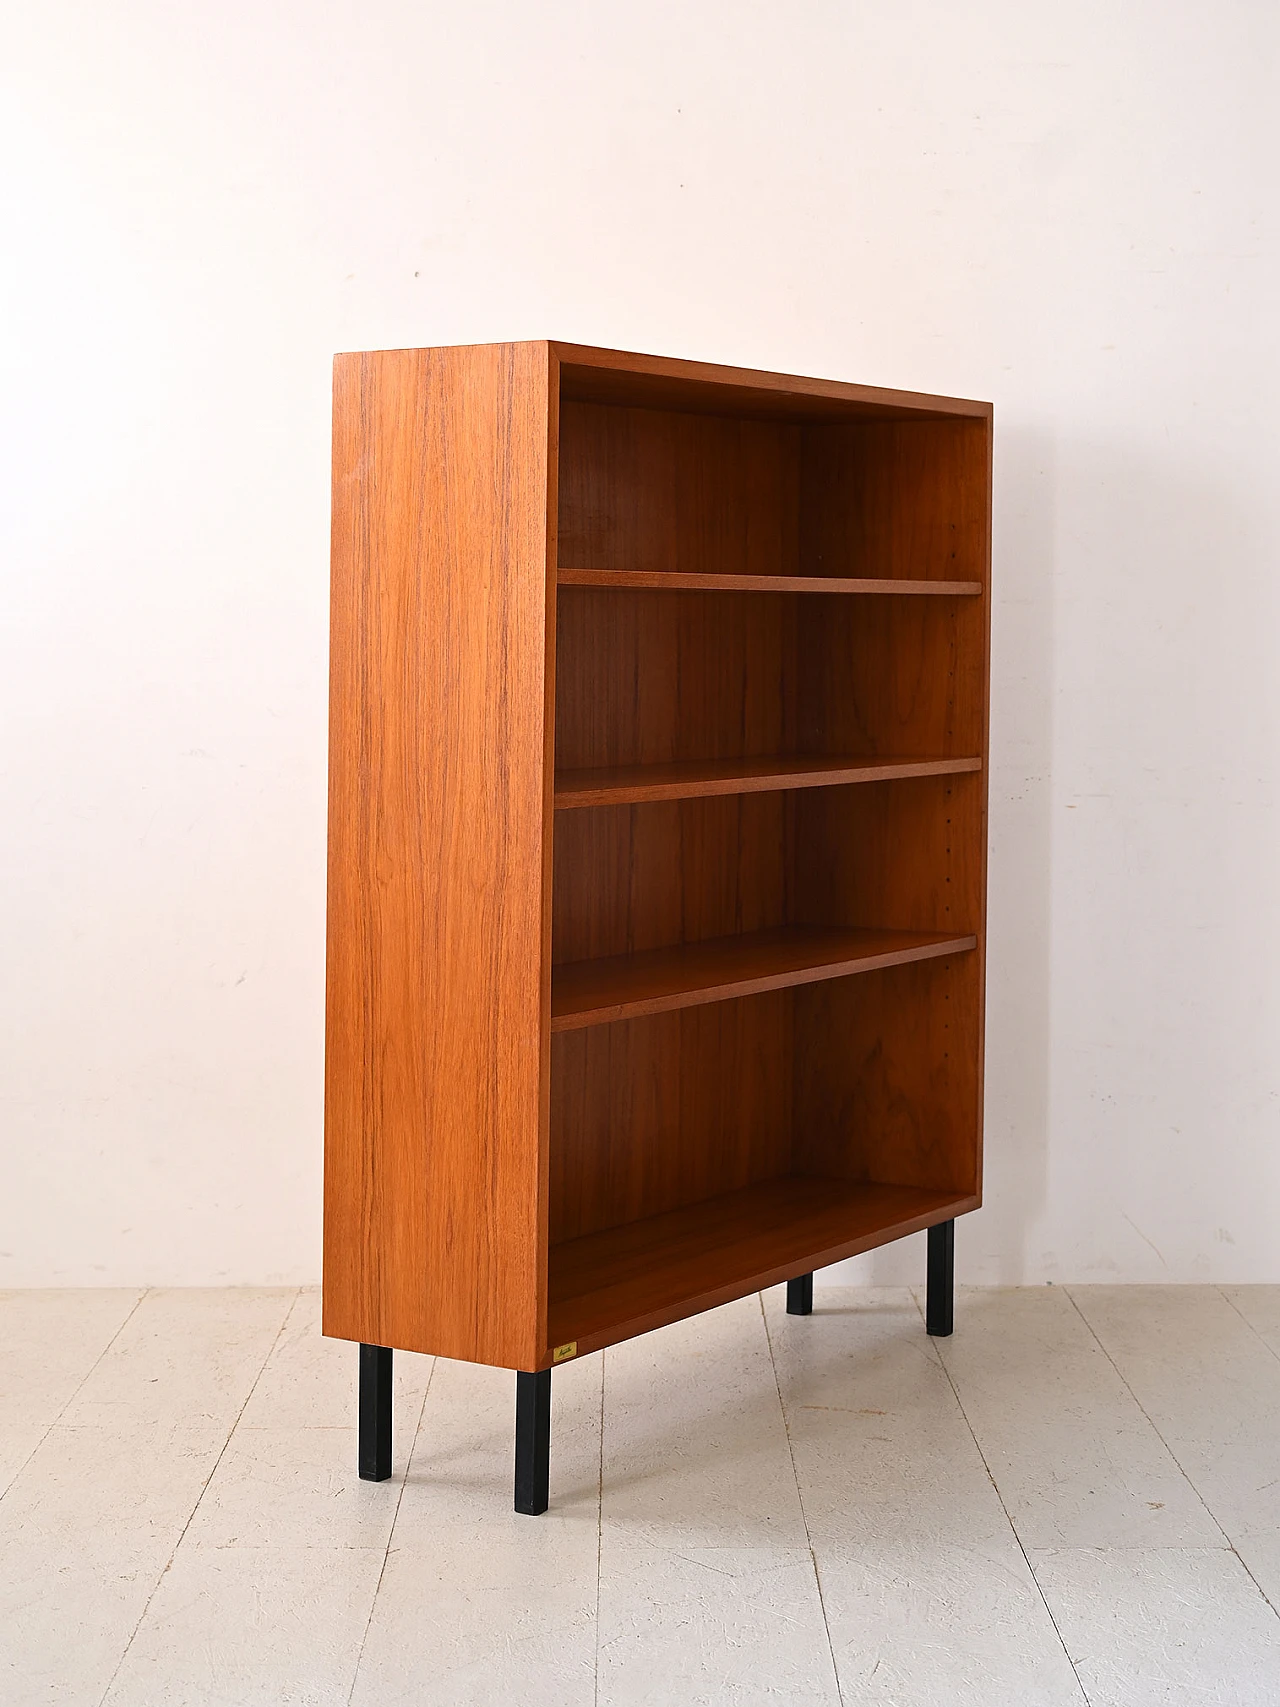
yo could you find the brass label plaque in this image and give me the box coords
[552,1341,577,1363]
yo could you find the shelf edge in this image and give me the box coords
[557,569,983,595]
[551,931,978,1033]
[554,755,983,809]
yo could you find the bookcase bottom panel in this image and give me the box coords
[547,1176,977,1359]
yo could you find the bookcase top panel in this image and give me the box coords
[554,341,991,425]
[336,342,991,426]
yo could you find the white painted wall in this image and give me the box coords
[2,1,1276,1286]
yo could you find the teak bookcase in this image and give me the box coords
[324,341,992,1513]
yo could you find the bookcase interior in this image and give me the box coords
[546,379,987,1356]
[557,397,988,583]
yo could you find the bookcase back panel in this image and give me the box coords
[795,592,986,759]
[558,400,801,576]
[793,955,982,1197]
[556,592,981,774]
[799,417,990,583]
[555,588,797,771]
[549,993,793,1243]
[789,772,985,937]
[548,957,980,1251]
[552,795,789,964]
[551,774,980,963]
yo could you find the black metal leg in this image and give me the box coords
[359,1344,393,1481]
[514,1369,551,1515]
[926,1220,955,1337]
[787,1273,814,1315]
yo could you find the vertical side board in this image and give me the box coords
[323,342,555,1370]
[975,405,994,1211]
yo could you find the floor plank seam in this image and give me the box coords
[1061,1286,1280,1622]
[912,1289,1092,1705]
[758,1291,847,1707]
[92,1286,302,1707]
[1218,1285,1280,1369]
[347,1352,437,1707]
[0,1287,148,1511]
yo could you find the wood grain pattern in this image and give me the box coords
[548,1177,978,1357]
[794,956,983,1195]
[791,773,985,935]
[558,402,800,577]
[551,925,977,1031]
[555,591,983,774]
[550,793,787,966]
[794,595,987,761]
[549,994,793,1245]
[799,418,990,580]
[554,587,796,773]
[323,341,554,1369]
[554,753,982,808]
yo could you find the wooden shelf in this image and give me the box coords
[558,568,983,595]
[551,924,976,1032]
[548,1177,978,1356]
[554,753,982,809]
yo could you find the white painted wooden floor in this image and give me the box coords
[3,1284,1280,1705]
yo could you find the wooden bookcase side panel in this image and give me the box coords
[975,408,994,1216]
[323,342,554,1370]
